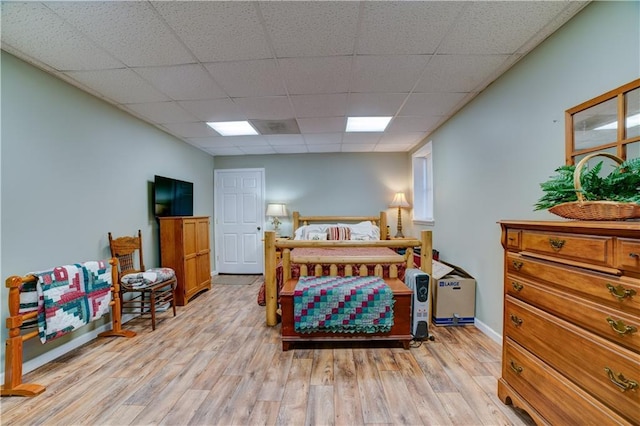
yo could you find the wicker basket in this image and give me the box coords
[548,152,640,221]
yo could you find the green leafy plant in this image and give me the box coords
[534,157,640,211]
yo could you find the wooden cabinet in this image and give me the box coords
[159,216,211,306]
[498,221,639,425]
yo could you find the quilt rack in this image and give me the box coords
[1,258,135,397]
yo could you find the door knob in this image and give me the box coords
[257,226,261,231]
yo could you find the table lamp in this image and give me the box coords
[389,192,410,238]
[266,203,287,235]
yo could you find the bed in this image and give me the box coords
[263,212,433,350]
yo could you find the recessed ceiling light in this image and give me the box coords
[346,116,392,132]
[207,121,258,136]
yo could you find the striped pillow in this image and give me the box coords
[327,226,351,240]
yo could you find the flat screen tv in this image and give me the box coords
[154,175,194,217]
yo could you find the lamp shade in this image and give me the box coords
[389,192,410,208]
[266,203,287,217]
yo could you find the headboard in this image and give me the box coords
[292,211,388,240]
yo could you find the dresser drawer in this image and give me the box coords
[506,275,640,353]
[505,229,521,250]
[617,238,640,274]
[507,253,640,315]
[503,339,632,426]
[505,296,640,422]
[521,230,614,267]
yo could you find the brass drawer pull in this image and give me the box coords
[606,283,637,301]
[548,238,565,251]
[509,360,523,374]
[512,260,523,271]
[604,367,638,392]
[606,317,638,336]
[511,281,524,292]
[630,252,639,258]
[510,314,523,327]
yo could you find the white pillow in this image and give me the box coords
[307,232,328,240]
[294,224,330,240]
[346,222,381,240]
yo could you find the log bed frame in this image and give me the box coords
[1,258,135,397]
[263,212,434,347]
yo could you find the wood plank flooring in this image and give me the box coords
[1,277,535,425]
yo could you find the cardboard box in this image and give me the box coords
[432,262,476,326]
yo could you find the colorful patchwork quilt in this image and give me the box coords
[29,260,112,343]
[293,276,394,334]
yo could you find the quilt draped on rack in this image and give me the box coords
[293,276,394,334]
[26,260,112,343]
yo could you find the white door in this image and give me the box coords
[214,169,265,274]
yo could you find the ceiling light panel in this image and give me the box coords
[346,117,392,133]
[207,121,258,136]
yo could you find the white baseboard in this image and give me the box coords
[474,318,502,345]
[211,270,218,277]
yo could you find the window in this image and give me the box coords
[412,141,433,224]
[566,79,640,164]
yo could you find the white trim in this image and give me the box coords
[473,318,502,345]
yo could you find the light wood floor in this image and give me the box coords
[1,277,534,425]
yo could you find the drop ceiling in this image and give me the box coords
[1,1,589,157]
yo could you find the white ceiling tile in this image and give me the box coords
[342,133,382,145]
[303,134,343,145]
[297,117,346,134]
[279,56,352,95]
[206,147,244,156]
[342,144,376,152]
[347,93,407,116]
[1,2,122,71]
[124,102,198,124]
[307,144,342,153]
[375,144,413,152]
[290,94,348,118]
[178,99,246,122]
[241,146,277,155]
[378,133,426,145]
[415,55,510,93]
[64,69,170,104]
[162,122,218,138]
[438,2,571,55]
[265,135,306,146]
[135,64,227,101]
[351,55,430,93]
[400,93,468,117]
[273,145,309,154]
[152,1,272,62]
[186,137,237,149]
[233,97,294,120]
[260,2,360,57]
[357,2,464,55]
[205,60,286,98]
[387,116,441,133]
[229,136,270,147]
[47,2,193,67]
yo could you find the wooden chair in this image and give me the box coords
[108,230,177,330]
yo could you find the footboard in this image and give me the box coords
[1,258,135,397]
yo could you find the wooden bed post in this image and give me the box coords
[292,211,300,232]
[265,231,278,326]
[420,230,432,276]
[379,211,388,240]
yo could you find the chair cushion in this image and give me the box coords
[121,267,175,289]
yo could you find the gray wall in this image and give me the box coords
[1,52,215,366]
[412,0,640,339]
[214,152,411,238]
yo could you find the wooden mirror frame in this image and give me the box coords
[565,78,640,165]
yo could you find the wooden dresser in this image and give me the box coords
[159,216,211,305]
[498,221,639,425]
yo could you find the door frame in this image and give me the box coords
[213,168,266,274]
